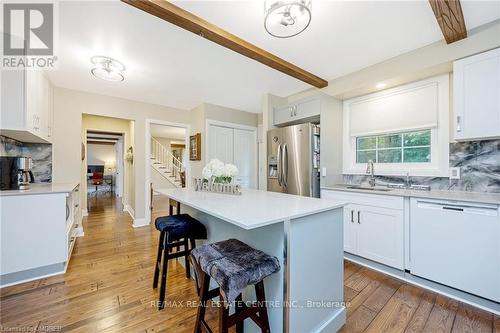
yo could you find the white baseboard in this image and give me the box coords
[124,204,135,219]
[132,218,149,228]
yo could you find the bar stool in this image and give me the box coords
[153,199,207,310]
[190,239,280,333]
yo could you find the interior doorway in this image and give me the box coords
[145,119,190,222]
[86,131,123,202]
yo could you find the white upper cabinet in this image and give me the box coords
[1,68,52,143]
[0,34,52,143]
[453,48,500,141]
[273,96,321,126]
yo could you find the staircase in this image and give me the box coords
[151,138,185,188]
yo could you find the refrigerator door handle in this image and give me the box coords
[277,144,282,186]
[282,143,288,188]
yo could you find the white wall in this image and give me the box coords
[87,143,115,166]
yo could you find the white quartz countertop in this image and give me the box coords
[156,188,346,230]
[0,183,79,196]
[322,185,500,205]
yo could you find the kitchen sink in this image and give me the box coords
[346,185,392,192]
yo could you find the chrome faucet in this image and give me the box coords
[366,160,376,187]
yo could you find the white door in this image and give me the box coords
[356,205,404,269]
[208,125,234,164]
[233,128,256,188]
[343,204,357,254]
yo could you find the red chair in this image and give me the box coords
[91,172,104,196]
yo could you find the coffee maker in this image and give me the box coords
[0,156,35,190]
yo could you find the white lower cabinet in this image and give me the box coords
[355,205,403,269]
[322,190,404,269]
[0,184,81,287]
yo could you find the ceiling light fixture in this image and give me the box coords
[90,56,125,82]
[264,0,312,38]
[376,82,387,89]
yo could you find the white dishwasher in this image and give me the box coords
[410,198,500,302]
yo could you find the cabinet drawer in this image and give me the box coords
[321,189,404,210]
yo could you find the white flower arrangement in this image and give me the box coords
[202,158,238,183]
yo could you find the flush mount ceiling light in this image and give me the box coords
[264,0,312,38]
[90,56,125,82]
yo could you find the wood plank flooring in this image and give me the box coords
[1,195,498,333]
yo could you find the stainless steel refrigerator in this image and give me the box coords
[267,123,320,197]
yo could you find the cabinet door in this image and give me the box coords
[343,204,357,254]
[454,48,500,140]
[233,128,256,188]
[25,70,39,134]
[274,104,294,126]
[1,68,26,129]
[295,98,320,121]
[356,205,404,269]
[207,125,234,164]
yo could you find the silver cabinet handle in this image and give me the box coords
[294,105,297,116]
[350,210,354,223]
[456,115,462,132]
[357,211,361,224]
[290,107,293,117]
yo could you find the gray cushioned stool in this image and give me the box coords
[190,238,280,333]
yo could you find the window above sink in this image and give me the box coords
[342,74,450,177]
[356,129,431,164]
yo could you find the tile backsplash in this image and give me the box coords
[343,139,500,193]
[0,135,52,182]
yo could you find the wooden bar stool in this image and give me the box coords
[153,199,207,310]
[190,239,281,333]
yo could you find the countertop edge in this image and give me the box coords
[158,189,346,230]
[321,186,500,205]
[0,183,80,196]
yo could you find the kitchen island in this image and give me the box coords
[156,188,347,333]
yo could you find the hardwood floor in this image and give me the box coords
[1,195,498,333]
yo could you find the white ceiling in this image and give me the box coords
[48,1,500,113]
[150,124,186,140]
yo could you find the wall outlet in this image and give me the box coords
[450,167,461,179]
[322,167,326,177]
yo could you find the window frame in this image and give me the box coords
[342,74,450,177]
[356,130,432,164]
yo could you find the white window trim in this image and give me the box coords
[343,74,450,177]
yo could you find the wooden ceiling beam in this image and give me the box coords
[121,0,328,88]
[429,0,467,44]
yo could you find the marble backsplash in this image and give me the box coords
[343,139,500,193]
[0,136,52,182]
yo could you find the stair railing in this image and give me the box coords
[151,137,184,183]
